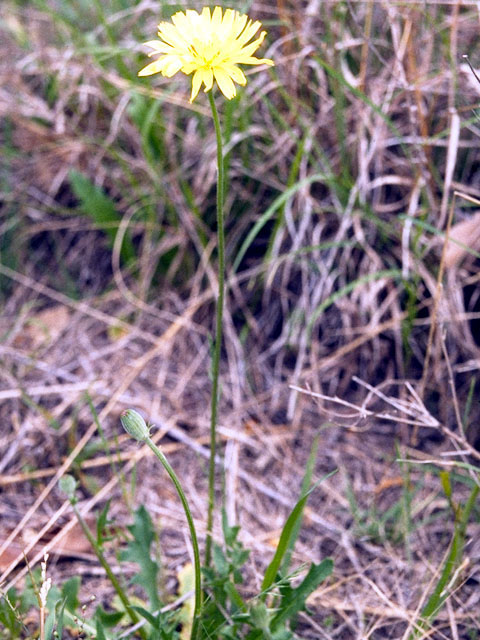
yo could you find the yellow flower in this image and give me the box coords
[138,6,274,103]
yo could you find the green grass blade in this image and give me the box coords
[409,482,479,638]
[261,470,336,597]
[232,173,327,273]
[280,434,320,575]
[307,269,402,337]
[264,132,308,264]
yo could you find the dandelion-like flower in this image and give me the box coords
[138,6,274,102]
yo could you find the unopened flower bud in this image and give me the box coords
[59,474,77,500]
[120,409,150,441]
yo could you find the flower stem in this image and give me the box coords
[206,90,225,569]
[144,437,202,640]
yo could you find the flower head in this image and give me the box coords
[138,6,274,102]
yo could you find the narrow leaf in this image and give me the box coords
[281,435,320,574]
[261,471,336,595]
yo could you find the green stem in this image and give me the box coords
[205,90,226,568]
[145,437,202,640]
[70,502,148,640]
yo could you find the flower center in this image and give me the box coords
[189,39,223,69]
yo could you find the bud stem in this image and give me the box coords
[143,436,202,640]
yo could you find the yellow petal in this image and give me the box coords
[214,67,236,100]
[185,9,201,20]
[138,58,168,76]
[212,6,223,30]
[221,9,238,38]
[163,57,183,77]
[171,12,195,41]
[199,6,212,32]
[235,32,267,59]
[157,22,188,50]
[181,62,198,75]
[224,64,246,86]
[143,40,173,55]
[235,20,261,48]
[190,70,203,102]
[231,12,248,38]
[238,56,274,66]
[201,68,214,92]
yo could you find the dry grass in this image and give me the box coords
[1,0,480,638]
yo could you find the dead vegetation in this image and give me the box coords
[1,0,480,638]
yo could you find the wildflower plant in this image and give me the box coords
[126,6,332,639]
[137,4,274,572]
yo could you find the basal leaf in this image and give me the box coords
[119,505,161,610]
[272,559,334,629]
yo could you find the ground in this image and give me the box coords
[1,1,480,638]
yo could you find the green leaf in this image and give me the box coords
[222,510,241,548]
[54,598,67,639]
[249,602,272,639]
[440,471,452,501]
[44,589,63,640]
[69,169,135,264]
[127,94,166,164]
[0,589,26,636]
[213,543,229,576]
[95,617,108,640]
[281,435,320,575]
[95,604,125,628]
[131,605,159,628]
[96,499,113,548]
[271,559,334,629]
[223,580,247,612]
[61,576,80,613]
[133,605,180,638]
[409,483,480,638]
[261,471,336,596]
[119,505,161,610]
